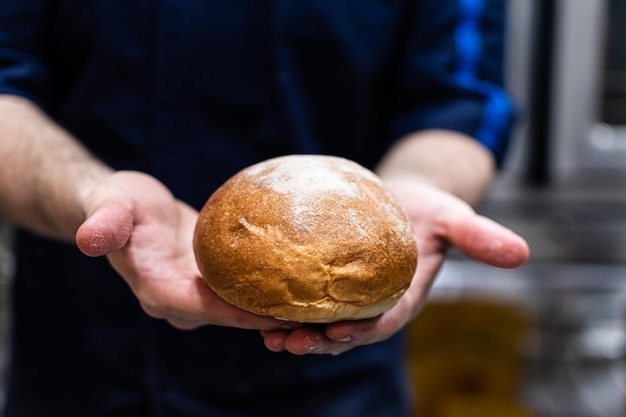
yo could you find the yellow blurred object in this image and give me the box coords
[406,298,535,417]
[437,397,535,417]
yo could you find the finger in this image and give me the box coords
[324,318,378,344]
[260,330,289,352]
[447,214,529,268]
[281,327,326,355]
[137,275,300,332]
[75,202,133,257]
[278,327,359,356]
[263,318,395,356]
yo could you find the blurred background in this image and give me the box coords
[0,0,625,416]
[406,0,626,416]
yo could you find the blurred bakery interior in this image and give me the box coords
[0,0,625,416]
[406,0,626,416]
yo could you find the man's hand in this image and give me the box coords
[75,170,299,331]
[260,178,529,355]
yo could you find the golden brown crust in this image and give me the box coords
[193,155,417,323]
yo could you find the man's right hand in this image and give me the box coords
[75,170,300,332]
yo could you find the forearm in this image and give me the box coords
[0,94,112,240]
[376,129,496,207]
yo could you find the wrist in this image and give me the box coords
[376,129,495,207]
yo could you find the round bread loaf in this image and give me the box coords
[193,155,417,323]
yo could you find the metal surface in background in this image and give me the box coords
[431,260,626,417]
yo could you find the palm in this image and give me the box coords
[76,171,297,331]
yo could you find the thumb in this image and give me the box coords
[447,214,530,269]
[76,202,133,257]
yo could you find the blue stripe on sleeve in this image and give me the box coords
[455,0,512,156]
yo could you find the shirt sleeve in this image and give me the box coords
[390,0,514,166]
[0,0,51,107]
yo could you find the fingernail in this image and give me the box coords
[305,334,321,352]
[336,336,353,343]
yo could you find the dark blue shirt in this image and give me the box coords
[0,1,513,416]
